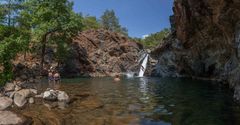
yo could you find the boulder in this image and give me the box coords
[43,90,57,101]
[57,91,70,102]
[14,89,31,107]
[0,97,13,110]
[4,82,15,92]
[0,111,32,125]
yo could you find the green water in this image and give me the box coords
[18,77,240,125]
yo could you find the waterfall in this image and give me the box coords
[138,53,149,77]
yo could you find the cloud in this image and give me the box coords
[142,34,149,39]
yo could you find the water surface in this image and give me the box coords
[14,77,240,125]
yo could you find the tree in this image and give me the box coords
[0,0,25,26]
[0,25,30,84]
[100,9,128,36]
[21,0,83,74]
[137,28,170,48]
[0,0,31,85]
[82,15,100,30]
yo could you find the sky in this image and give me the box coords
[73,0,174,38]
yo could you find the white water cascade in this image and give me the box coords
[138,53,149,77]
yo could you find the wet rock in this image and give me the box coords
[43,90,57,101]
[0,111,32,125]
[57,91,70,102]
[80,96,104,109]
[14,89,32,107]
[0,97,13,110]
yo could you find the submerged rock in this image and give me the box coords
[0,111,32,125]
[0,97,13,110]
[57,91,70,103]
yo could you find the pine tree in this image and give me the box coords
[100,9,128,36]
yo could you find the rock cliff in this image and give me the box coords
[151,0,240,100]
[13,29,142,81]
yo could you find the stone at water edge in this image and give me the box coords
[57,91,70,103]
[0,97,13,110]
[43,90,58,101]
[0,111,32,125]
[13,89,32,107]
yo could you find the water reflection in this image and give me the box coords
[17,77,240,125]
[139,77,149,103]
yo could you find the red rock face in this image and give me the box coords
[65,29,142,77]
[12,29,142,80]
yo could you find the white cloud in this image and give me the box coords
[142,34,149,39]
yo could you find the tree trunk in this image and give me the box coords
[40,33,47,76]
[40,29,59,75]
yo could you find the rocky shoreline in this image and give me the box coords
[0,81,70,125]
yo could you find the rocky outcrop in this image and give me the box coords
[152,0,240,99]
[12,29,142,79]
[63,29,142,77]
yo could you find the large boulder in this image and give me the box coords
[0,111,32,125]
[0,97,13,110]
[14,89,32,107]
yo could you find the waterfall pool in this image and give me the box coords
[13,77,240,125]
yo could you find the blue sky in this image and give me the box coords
[73,0,174,38]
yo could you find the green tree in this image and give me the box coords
[100,9,128,36]
[0,0,25,26]
[21,0,83,73]
[137,28,170,48]
[0,25,30,84]
[82,15,100,30]
[0,0,31,85]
